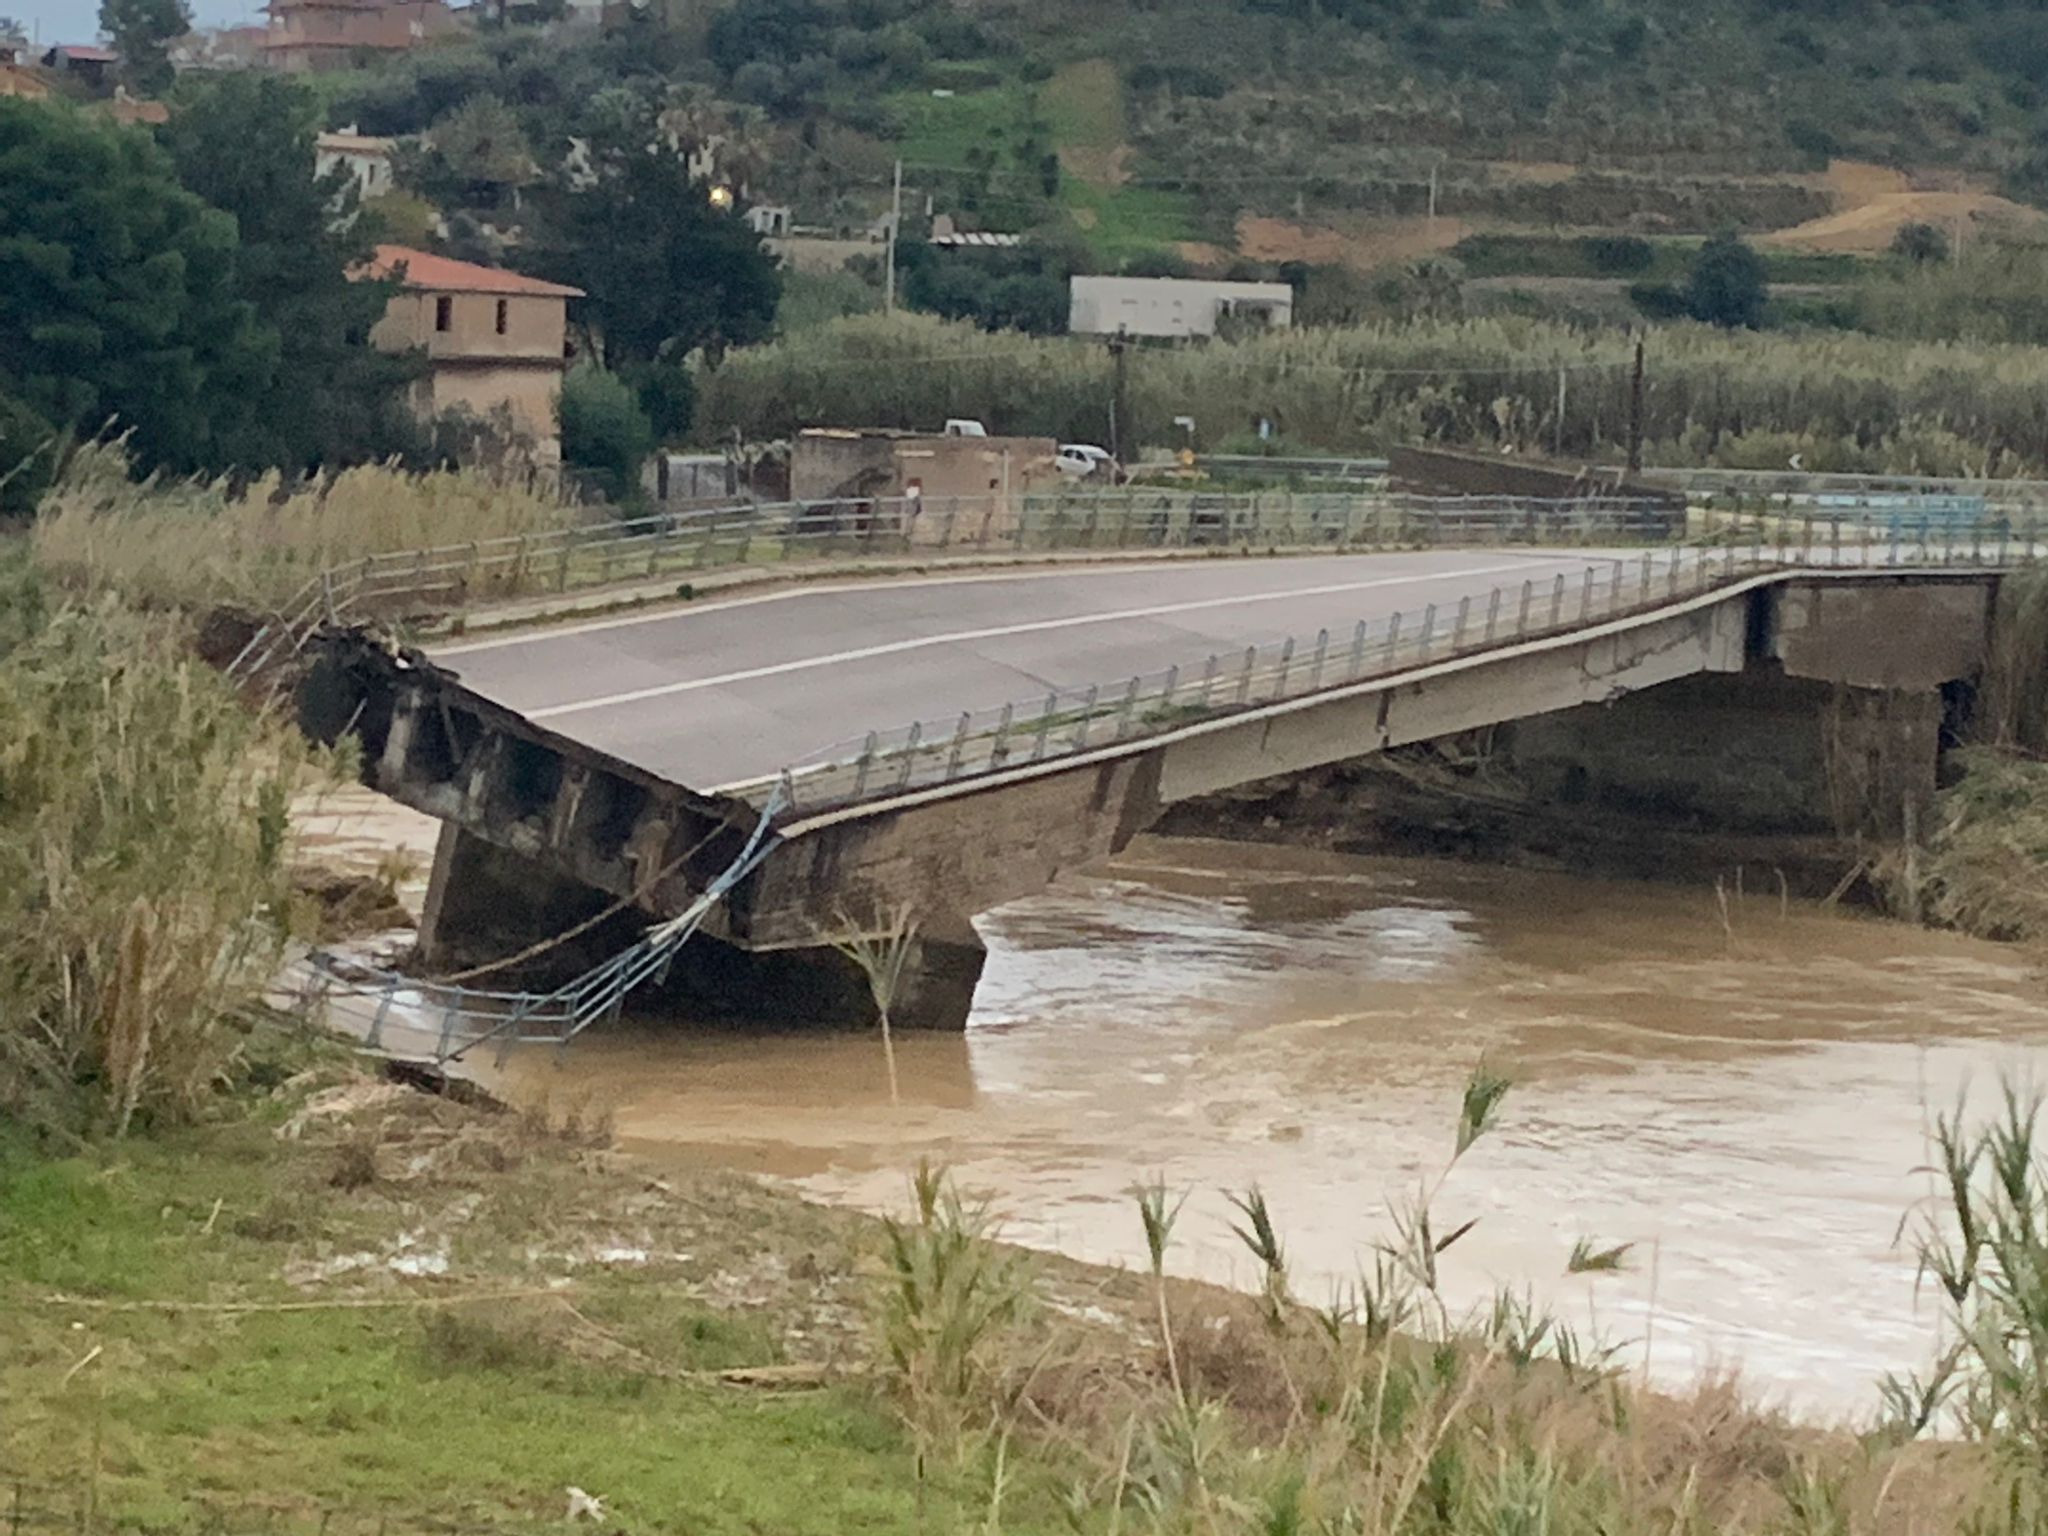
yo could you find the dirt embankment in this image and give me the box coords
[1761,158,2047,252]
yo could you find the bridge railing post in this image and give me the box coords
[1382,611,1402,672]
[852,731,879,798]
[1236,646,1257,704]
[893,722,922,789]
[1309,628,1329,690]
[1417,603,1437,662]
[988,703,1015,769]
[944,712,972,779]
[1273,636,1296,697]
[1484,587,1502,643]
[1347,621,1368,679]
[1451,596,1470,652]
[1033,692,1057,760]
[1517,579,1534,635]
[1200,654,1220,708]
[1073,685,1100,747]
[1113,677,1142,738]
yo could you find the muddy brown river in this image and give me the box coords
[478,834,2047,1420]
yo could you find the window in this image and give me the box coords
[494,298,509,335]
[434,295,452,332]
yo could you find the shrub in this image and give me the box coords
[1891,221,1951,264]
[559,367,655,506]
[1582,234,1655,275]
[1686,231,1770,329]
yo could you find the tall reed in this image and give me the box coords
[32,443,581,612]
[0,565,321,1135]
[698,311,2048,478]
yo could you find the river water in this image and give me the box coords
[481,834,2048,1420]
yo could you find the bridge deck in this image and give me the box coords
[428,550,1616,792]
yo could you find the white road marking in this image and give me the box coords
[434,557,1263,658]
[525,556,1568,721]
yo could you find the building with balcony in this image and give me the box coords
[262,0,457,72]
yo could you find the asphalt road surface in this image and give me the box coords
[429,551,1620,791]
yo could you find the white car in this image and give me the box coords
[1055,443,1118,480]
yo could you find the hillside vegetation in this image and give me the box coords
[320,0,2048,273]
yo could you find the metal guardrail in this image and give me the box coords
[223,490,1680,683]
[729,516,2044,817]
[287,789,783,1067]
[1636,465,2048,508]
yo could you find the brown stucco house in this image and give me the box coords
[357,245,583,464]
[261,0,457,72]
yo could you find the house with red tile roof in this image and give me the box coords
[356,245,584,463]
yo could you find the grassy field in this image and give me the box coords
[0,1058,1086,1534]
[879,59,1201,262]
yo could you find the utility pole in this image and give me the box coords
[1426,158,1440,242]
[1625,334,1646,476]
[1107,333,1130,464]
[884,158,902,314]
[1553,363,1567,459]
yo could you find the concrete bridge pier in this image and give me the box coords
[419,822,987,1030]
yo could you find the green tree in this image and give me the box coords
[1891,220,1950,264]
[160,73,418,469]
[98,0,190,96]
[523,116,781,368]
[559,366,653,504]
[1686,231,1768,329]
[0,394,57,518]
[412,94,534,212]
[0,100,267,474]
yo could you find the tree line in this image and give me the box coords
[0,77,781,513]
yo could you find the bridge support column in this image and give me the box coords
[418,822,987,1029]
[418,824,629,977]
[652,912,986,1032]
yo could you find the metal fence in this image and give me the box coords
[1638,464,2048,511]
[225,490,1680,682]
[733,516,2044,816]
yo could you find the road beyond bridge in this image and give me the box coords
[300,537,2009,1038]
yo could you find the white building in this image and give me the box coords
[316,129,398,200]
[1068,275,1294,340]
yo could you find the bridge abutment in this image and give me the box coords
[419,824,986,1030]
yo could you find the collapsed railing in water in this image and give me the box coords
[285,786,784,1068]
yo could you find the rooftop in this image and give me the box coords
[357,245,584,299]
[48,44,118,62]
[317,131,398,153]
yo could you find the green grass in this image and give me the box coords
[0,1096,1079,1534]
[1451,232,1872,286]
[882,79,1042,174]
[1061,182,1202,261]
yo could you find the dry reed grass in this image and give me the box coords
[698,311,2048,477]
[31,442,582,612]
[0,570,326,1135]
